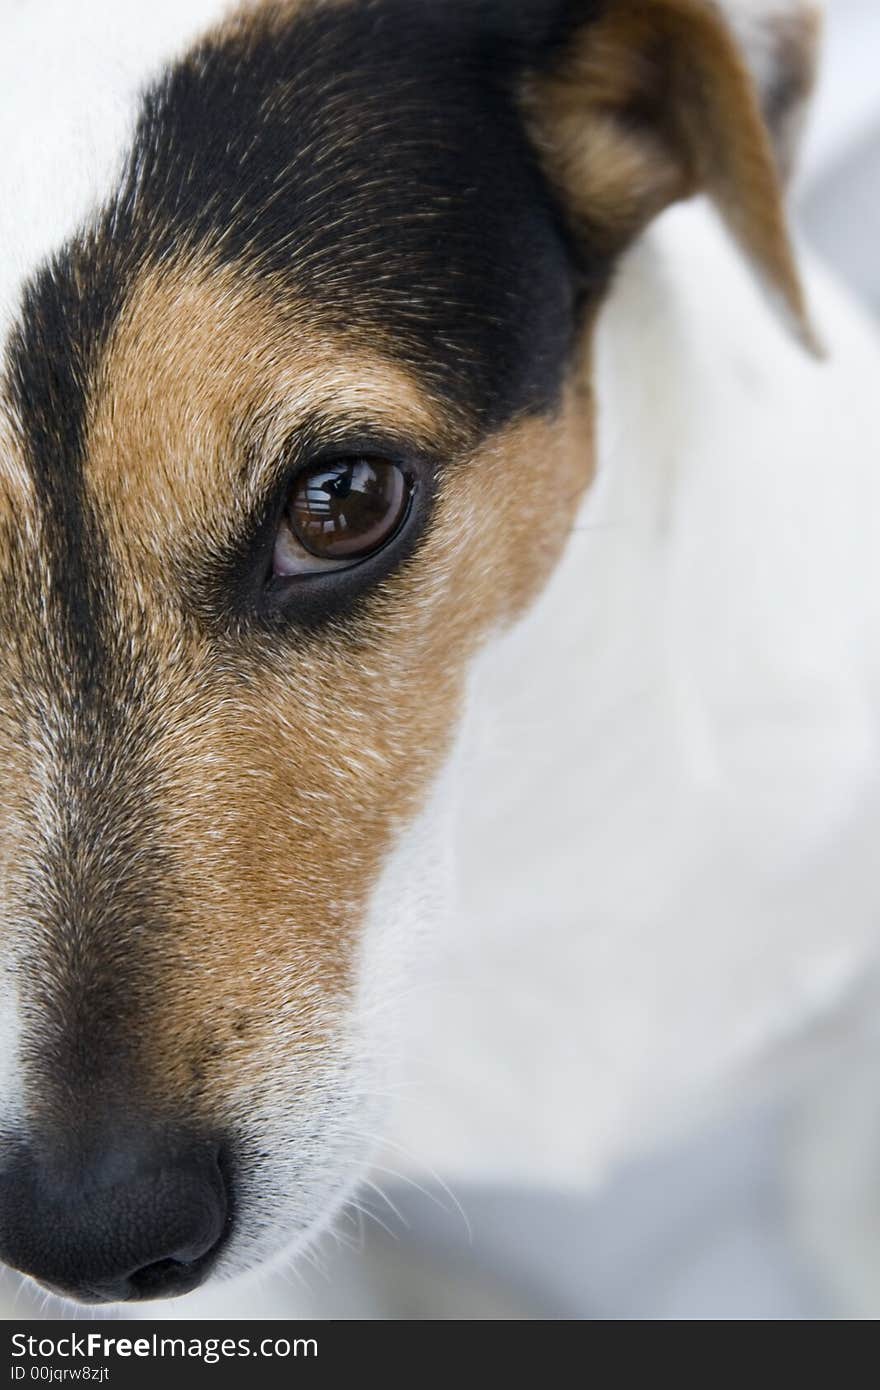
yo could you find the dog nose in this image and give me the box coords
[0,1131,230,1303]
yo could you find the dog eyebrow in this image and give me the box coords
[241,408,445,505]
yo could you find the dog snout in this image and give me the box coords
[0,1128,231,1303]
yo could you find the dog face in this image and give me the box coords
[0,0,815,1303]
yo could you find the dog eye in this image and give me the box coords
[273,458,412,576]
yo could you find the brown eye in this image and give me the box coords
[274,458,410,575]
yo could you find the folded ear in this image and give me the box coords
[522,0,820,352]
[718,0,822,186]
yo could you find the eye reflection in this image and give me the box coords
[273,457,411,576]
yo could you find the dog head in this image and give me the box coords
[0,0,817,1303]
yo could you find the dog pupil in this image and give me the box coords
[328,469,353,502]
[288,457,408,561]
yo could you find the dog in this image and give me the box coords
[1,0,879,1313]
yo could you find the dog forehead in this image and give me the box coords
[20,0,572,400]
[130,0,578,423]
[1,0,583,597]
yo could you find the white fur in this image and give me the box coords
[386,200,880,1186]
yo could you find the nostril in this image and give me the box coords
[0,1132,233,1304]
[129,1257,185,1291]
[125,1251,218,1301]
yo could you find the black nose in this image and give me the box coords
[0,1130,230,1303]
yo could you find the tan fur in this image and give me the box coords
[0,409,34,515]
[3,253,595,1116]
[87,258,456,598]
[522,0,819,352]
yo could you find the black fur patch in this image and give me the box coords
[0,0,611,1101]
[6,0,612,618]
[5,240,124,689]
[8,0,611,451]
[122,0,605,426]
[5,0,612,643]
[3,250,176,1118]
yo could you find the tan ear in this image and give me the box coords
[522,0,820,353]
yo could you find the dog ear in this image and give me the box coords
[521,0,820,352]
[720,0,822,187]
